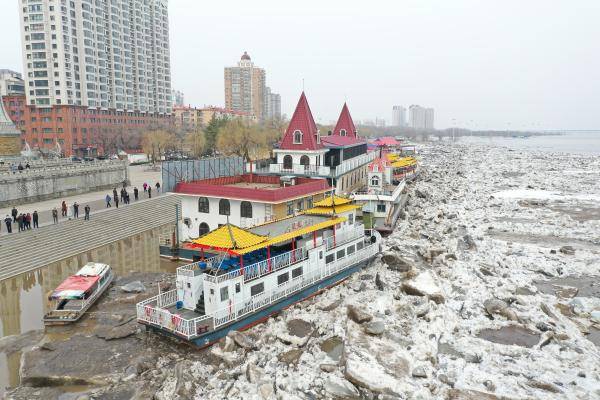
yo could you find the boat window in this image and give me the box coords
[251,282,264,296]
[219,199,230,215]
[220,286,229,301]
[235,283,240,293]
[326,254,335,264]
[198,197,209,213]
[277,272,289,285]
[319,251,323,259]
[293,130,303,144]
[292,267,303,278]
[240,201,252,218]
[347,245,355,255]
[287,201,294,216]
[187,282,191,289]
[348,213,354,225]
[337,249,346,259]
[357,241,364,250]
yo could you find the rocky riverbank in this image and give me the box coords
[4,142,600,399]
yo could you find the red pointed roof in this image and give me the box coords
[332,103,357,138]
[279,92,323,151]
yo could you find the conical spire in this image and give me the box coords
[279,92,322,151]
[332,102,357,138]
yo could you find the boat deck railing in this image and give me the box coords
[324,225,365,250]
[136,232,381,340]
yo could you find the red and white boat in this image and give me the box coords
[44,262,114,325]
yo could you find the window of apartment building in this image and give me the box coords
[218,199,230,216]
[376,203,386,213]
[198,197,209,213]
[240,201,252,218]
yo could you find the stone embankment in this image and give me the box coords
[0,160,128,207]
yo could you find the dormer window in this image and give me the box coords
[293,130,303,144]
[340,129,347,136]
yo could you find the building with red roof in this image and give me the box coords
[174,173,331,239]
[267,93,375,194]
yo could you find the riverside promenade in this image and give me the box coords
[0,164,162,236]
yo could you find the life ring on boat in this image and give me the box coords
[145,305,152,317]
[171,314,181,327]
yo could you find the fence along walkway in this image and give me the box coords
[0,194,181,281]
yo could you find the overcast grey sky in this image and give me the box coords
[2,0,600,130]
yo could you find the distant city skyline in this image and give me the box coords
[2,1,599,130]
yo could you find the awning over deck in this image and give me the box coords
[190,217,346,255]
[314,195,351,207]
[304,204,361,215]
[391,156,417,168]
[239,217,346,254]
[50,275,100,300]
[191,224,268,253]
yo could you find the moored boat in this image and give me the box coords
[136,196,382,347]
[44,262,114,325]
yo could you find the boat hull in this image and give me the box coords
[144,257,374,347]
[43,272,114,326]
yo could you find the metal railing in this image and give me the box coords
[202,247,307,284]
[333,152,377,176]
[177,254,223,277]
[324,225,365,250]
[137,232,380,339]
[258,163,331,176]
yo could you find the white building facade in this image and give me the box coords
[409,105,434,130]
[19,0,172,114]
[392,105,406,127]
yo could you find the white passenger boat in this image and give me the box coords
[44,262,114,325]
[136,196,382,347]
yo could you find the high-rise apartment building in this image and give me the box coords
[409,105,434,130]
[392,105,406,127]
[224,52,269,121]
[19,0,172,113]
[12,0,173,156]
[0,69,25,96]
[264,86,281,120]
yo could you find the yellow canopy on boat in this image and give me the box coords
[304,204,361,215]
[192,224,267,252]
[235,217,347,254]
[391,156,417,168]
[314,195,351,207]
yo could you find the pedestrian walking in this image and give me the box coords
[113,188,118,203]
[25,213,32,229]
[33,211,39,228]
[125,192,130,204]
[148,187,152,199]
[73,202,79,218]
[25,162,30,169]
[4,215,12,233]
[84,205,91,220]
[155,182,160,192]
[52,208,58,224]
[120,188,126,202]
[61,201,67,217]
[105,194,112,208]
[115,196,119,208]
[11,206,17,222]
[143,182,148,192]
[17,214,23,231]
[134,187,139,201]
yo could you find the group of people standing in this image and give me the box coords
[3,201,91,234]
[3,209,39,233]
[105,182,160,208]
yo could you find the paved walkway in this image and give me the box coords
[0,164,163,236]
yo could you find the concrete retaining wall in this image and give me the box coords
[0,161,128,207]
